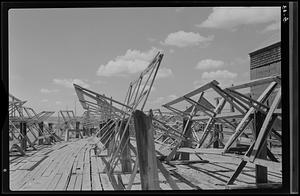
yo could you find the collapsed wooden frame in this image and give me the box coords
[9,94,62,155]
[160,75,282,185]
[73,52,183,190]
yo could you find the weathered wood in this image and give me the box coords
[167,160,209,165]
[179,118,193,160]
[20,122,27,151]
[163,81,217,107]
[75,121,80,138]
[38,122,44,145]
[198,98,226,148]
[250,89,281,162]
[223,81,278,152]
[133,110,160,190]
[254,111,268,184]
[156,159,179,190]
[120,122,132,173]
[64,128,70,142]
[226,182,282,189]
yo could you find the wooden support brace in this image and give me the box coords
[197,98,226,147]
[223,82,278,152]
[20,122,27,151]
[38,122,44,145]
[249,89,281,163]
[120,122,132,173]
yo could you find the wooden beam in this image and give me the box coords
[226,75,281,90]
[156,159,179,190]
[178,118,193,160]
[120,122,132,173]
[133,110,160,190]
[249,89,281,162]
[197,98,226,147]
[223,82,278,152]
[254,111,268,184]
[20,122,27,151]
[163,81,217,107]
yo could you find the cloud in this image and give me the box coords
[195,59,225,70]
[202,70,237,80]
[156,67,173,79]
[194,70,237,88]
[197,7,280,30]
[97,47,160,77]
[53,78,90,88]
[40,88,59,94]
[161,31,214,48]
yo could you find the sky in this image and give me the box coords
[9,7,281,116]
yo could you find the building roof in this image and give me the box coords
[249,41,281,56]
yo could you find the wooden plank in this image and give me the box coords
[82,161,92,190]
[96,157,106,173]
[157,159,179,190]
[66,175,77,190]
[55,142,87,190]
[226,75,280,90]
[99,173,114,190]
[54,156,76,190]
[45,149,75,190]
[194,112,244,121]
[177,148,224,155]
[133,110,160,190]
[167,160,209,165]
[120,123,132,172]
[21,145,72,190]
[226,182,282,189]
[46,174,62,190]
[172,167,214,189]
[91,174,102,191]
[27,154,69,190]
[243,157,282,171]
[73,174,83,190]
[11,149,65,190]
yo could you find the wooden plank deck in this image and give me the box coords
[9,137,282,191]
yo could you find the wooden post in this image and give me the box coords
[38,122,44,145]
[213,124,220,148]
[65,129,70,141]
[179,118,193,160]
[99,123,103,137]
[64,122,69,141]
[120,121,132,173]
[48,123,53,130]
[254,111,268,183]
[76,121,80,138]
[20,122,27,151]
[133,110,160,190]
